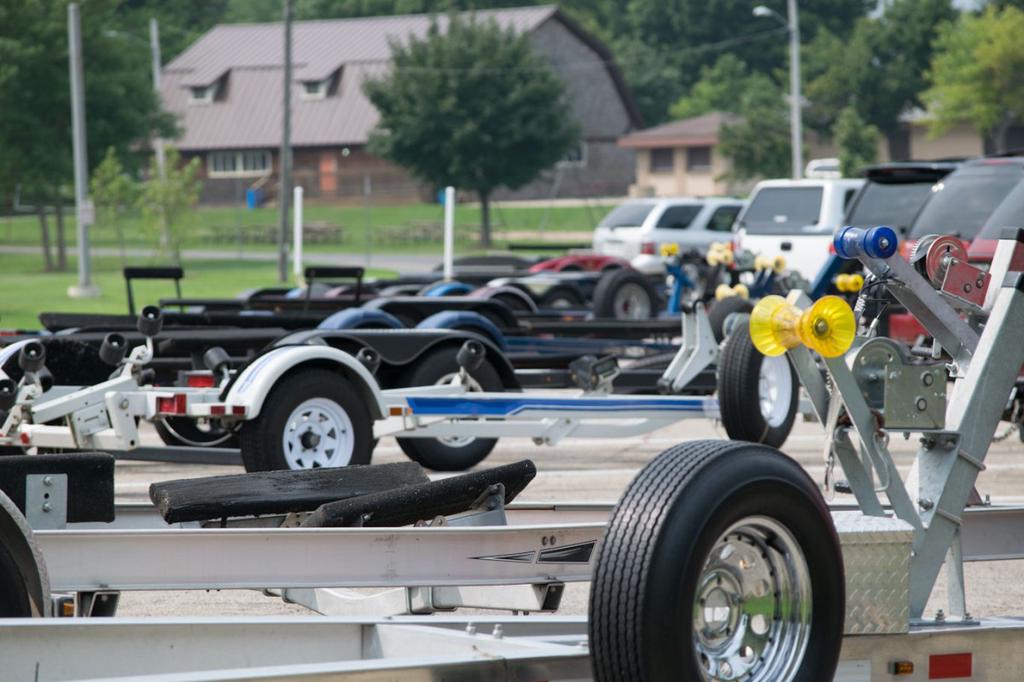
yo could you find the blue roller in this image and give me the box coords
[422,281,473,297]
[833,225,899,260]
[416,311,508,351]
[317,308,405,330]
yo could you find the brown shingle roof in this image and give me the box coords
[162,6,583,151]
[618,112,740,149]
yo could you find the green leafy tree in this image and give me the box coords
[834,106,880,177]
[91,147,141,263]
[924,5,1024,153]
[718,78,791,181]
[805,0,957,136]
[670,55,765,120]
[137,148,201,264]
[364,13,578,246]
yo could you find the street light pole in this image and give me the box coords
[787,0,802,180]
[67,2,99,298]
[150,17,165,180]
[277,0,294,283]
[753,2,803,180]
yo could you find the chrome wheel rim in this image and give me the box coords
[758,355,792,428]
[612,283,651,319]
[282,398,354,469]
[439,372,482,448]
[694,516,812,681]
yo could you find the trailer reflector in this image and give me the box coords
[232,406,246,416]
[929,652,972,679]
[890,660,914,675]
[185,372,216,388]
[156,394,187,415]
[210,405,226,416]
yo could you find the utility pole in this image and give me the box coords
[150,18,165,179]
[277,0,293,283]
[787,0,803,180]
[67,3,99,298]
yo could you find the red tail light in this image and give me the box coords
[157,394,188,415]
[640,241,656,255]
[185,372,216,388]
[828,241,836,255]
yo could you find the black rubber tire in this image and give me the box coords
[492,292,535,313]
[239,369,374,472]
[707,296,754,342]
[589,440,844,682]
[592,268,659,319]
[396,346,502,471]
[154,417,239,448]
[717,323,799,448]
[0,491,47,617]
[539,285,585,309]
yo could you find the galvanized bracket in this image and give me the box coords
[25,474,67,530]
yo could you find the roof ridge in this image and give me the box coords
[205,4,556,31]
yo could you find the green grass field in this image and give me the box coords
[0,201,611,253]
[0,252,395,330]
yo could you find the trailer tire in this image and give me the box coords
[155,417,238,448]
[0,490,49,617]
[539,285,585,309]
[717,323,798,448]
[707,296,754,342]
[593,269,659,319]
[239,369,374,472]
[589,440,843,682]
[396,346,502,471]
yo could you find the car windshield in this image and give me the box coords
[909,164,1024,240]
[598,202,656,229]
[845,182,936,233]
[740,187,824,235]
[977,179,1024,239]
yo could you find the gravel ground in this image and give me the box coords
[109,417,1024,622]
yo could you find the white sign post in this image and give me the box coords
[443,186,455,280]
[293,186,303,282]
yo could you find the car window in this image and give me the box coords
[598,203,656,228]
[843,189,857,210]
[845,182,937,233]
[656,205,701,230]
[739,187,824,235]
[909,164,1024,240]
[708,206,741,232]
[978,180,1024,238]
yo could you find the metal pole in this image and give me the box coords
[277,0,293,283]
[363,174,372,268]
[787,0,803,180]
[443,186,456,280]
[293,186,303,281]
[67,3,98,298]
[150,18,165,180]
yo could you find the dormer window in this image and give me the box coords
[189,85,214,104]
[300,79,328,100]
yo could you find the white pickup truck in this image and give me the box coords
[734,178,864,280]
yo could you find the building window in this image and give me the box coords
[687,146,712,171]
[301,80,328,100]
[189,85,215,105]
[208,150,272,178]
[558,142,587,168]
[650,148,674,173]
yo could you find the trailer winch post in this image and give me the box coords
[293,186,303,283]
[443,186,455,281]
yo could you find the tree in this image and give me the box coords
[924,6,1024,153]
[670,54,761,120]
[137,148,201,264]
[0,0,172,273]
[364,13,578,246]
[91,147,141,263]
[718,78,791,181]
[834,106,880,177]
[805,0,956,137]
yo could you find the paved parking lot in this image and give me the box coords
[113,417,1024,620]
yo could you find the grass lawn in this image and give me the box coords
[0,252,396,330]
[0,201,612,253]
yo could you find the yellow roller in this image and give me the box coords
[848,273,864,291]
[715,283,736,300]
[771,255,787,274]
[835,273,852,292]
[732,283,749,299]
[660,243,679,257]
[749,295,856,358]
[754,255,772,271]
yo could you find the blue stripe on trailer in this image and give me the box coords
[406,396,714,417]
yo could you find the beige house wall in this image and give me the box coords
[909,121,984,160]
[629,146,733,197]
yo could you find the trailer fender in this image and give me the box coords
[416,311,508,351]
[317,308,405,330]
[225,346,386,421]
[420,281,474,297]
[0,490,50,617]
